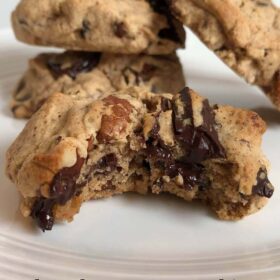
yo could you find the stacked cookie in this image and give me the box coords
[7,0,276,231]
[11,0,186,118]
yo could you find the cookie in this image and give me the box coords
[169,0,280,108]
[6,87,273,231]
[12,0,185,55]
[11,51,185,118]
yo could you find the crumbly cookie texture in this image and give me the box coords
[169,0,280,108]
[12,0,185,54]
[6,87,274,231]
[11,51,185,119]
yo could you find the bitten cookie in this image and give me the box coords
[11,51,185,118]
[12,0,185,54]
[169,0,280,108]
[6,87,274,231]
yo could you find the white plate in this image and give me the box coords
[0,28,280,280]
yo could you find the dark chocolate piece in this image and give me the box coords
[252,168,274,198]
[47,52,101,80]
[31,198,55,232]
[145,88,225,190]
[173,88,226,163]
[95,153,118,173]
[31,154,85,231]
[147,0,182,43]
[158,27,181,42]
[161,97,172,112]
[145,113,203,190]
[50,155,85,204]
[80,20,91,39]
[113,22,127,38]
[166,162,203,189]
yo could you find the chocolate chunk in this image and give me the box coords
[31,198,55,231]
[55,136,63,144]
[80,20,91,39]
[147,0,181,43]
[144,87,224,191]
[147,0,169,15]
[50,154,85,204]
[158,28,181,42]
[172,88,226,163]
[143,160,151,171]
[196,99,226,157]
[31,153,85,230]
[252,168,274,198]
[143,99,158,112]
[47,52,101,80]
[147,143,173,165]
[95,153,118,173]
[145,114,203,189]
[161,98,172,112]
[113,22,127,38]
[166,162,203,189]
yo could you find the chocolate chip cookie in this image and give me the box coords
[6,86,273,231]
[11,51,185,118]
[12,0,185,54]
[169,0,280,108]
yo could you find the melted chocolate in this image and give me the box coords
[31,154,85,231]
[47,52,101,80]
[31,198,55,232]
[173,88,226,163]
[145,87,225,190]
[252,168,274,198]
[50,155,85,204]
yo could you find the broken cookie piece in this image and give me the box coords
[6,87,274,231]
[11,51,185,118]
[11,0,185,54]
[169,0,280,108]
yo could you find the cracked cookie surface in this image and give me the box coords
[6,87,273,231]
[12,0,185,54]
[169,0,280,108]
[11,51,185,118]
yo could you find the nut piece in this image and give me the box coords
[97,96,133,143]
